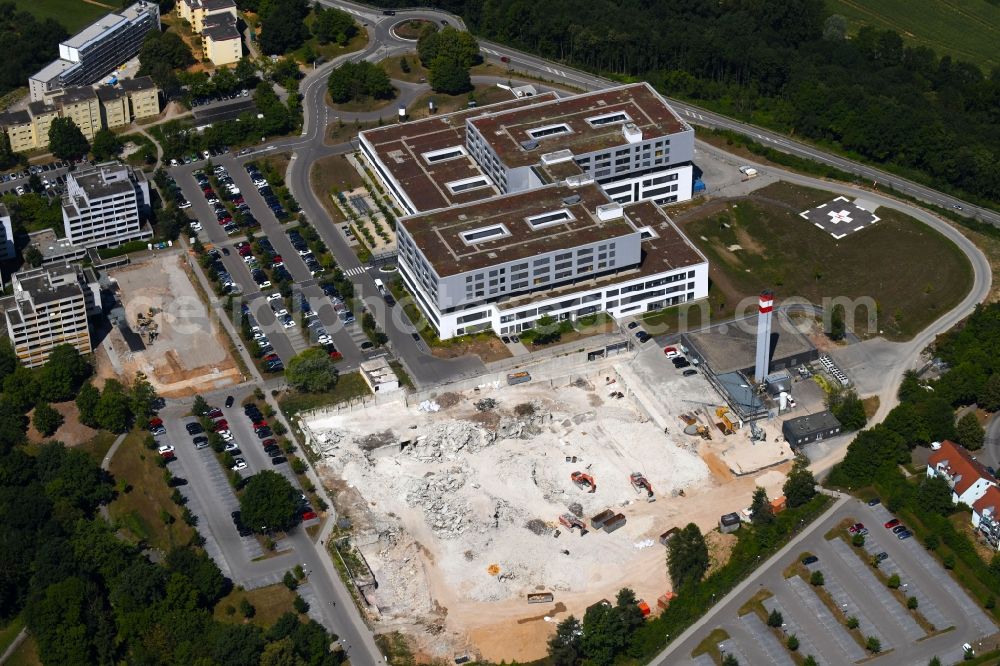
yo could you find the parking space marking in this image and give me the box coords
[861,533,949,630]
[786,575,865,661]
[761,597,821,661]
[716,639,748,666]
[738,612,795,666]
[829,537,924,641]
[806,559,891,650]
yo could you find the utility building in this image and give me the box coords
[781,411,842,448]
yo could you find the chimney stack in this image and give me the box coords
[754,290,774,383]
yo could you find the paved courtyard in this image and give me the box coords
[799,196,880,239]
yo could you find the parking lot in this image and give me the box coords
[0,160,73,199]
[678,498,997,665]
[170,154,372,372]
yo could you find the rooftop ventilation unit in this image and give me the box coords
[622,122,643,144]
[564,174,595,188]
[562,194,582,205]
[540,149,574,165]
[520,139,539,151]
[596,202,624,221]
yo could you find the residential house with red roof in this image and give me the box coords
[926,440,996,507]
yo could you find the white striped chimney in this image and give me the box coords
[755,290,774,383]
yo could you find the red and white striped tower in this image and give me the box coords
[754,290,774,383]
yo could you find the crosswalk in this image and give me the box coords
[342,265,368,277]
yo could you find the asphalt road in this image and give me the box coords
[662,496,996,665]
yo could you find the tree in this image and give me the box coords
[928,658,942,666]
[866,636,881,653]
[192,394,209,416]
[907,596,918,609]
[75,383,100,427]
[810,570,824,586]
[956,412,984,450]
[787,634,799,651]
[581,601,625,666]
[0,130,24,170]
[547,615,582,666]
[428,56,472,95]
[283,570,298,590]
[33,402,63,437]
[0,339,18,384]
[24,246,43,267]
[3,365,39,412]
[783,458,816,508]
[259,638,300,666]
[828,303,846,340]
[666,522,709,589]
[259,0,310,55]
[846,615,860,629]
[285,348,337,393]
[887,573,901,589]
[803,656,818,666]
[721,654,739,666]
[164,547,229,606]
[95,379,131,432]
[312,6,356,45]
[417,26,479,68]
[27,173,42,193]
[829,390,867,431]
[981,373,1000,412]
[917,475,954,516]
[852,533,865,547]
[129,373,158,420]
[38,344,91,402]
[614,588,645,635]
[749,486,774,525]
[292,594,309,614]
[327,61,393,103]
[767,608,783,627]
[138,31,193,96]
[240,470,299,533]
[48,117,90,160]
[91,129,123,161]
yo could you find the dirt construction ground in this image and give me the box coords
[100,254,243,396]
[306,365,793,663]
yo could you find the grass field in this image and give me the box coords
[826,0,1000,70]
[11,0,112,33]
[4,634,40,666]
[213,583,299,628]
[682,181,973,341]
[279,371,373,416]
[107,430,196,552]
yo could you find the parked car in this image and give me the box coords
[884,518,900,529]
[801,555,818,565]
[271,456,287,465]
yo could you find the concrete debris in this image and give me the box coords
[568,502,583,518]
[405,468,470,538]
[419,400,441,412]
[475,398,498,411]
[633,539,655,550]
[359,430,396,451]
[524,519,548,535]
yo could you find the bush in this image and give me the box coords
[851,533,865,547]
[846,616,860,630]
[240,598,256,618]
[809,570,824,586]
[866,636,881,653]
[786,634,799,651]
[283,571,298,590]
[907,596,918,610]
[293,595,309,614]
[887,573,901,589]
[766,609,783,627]
[943,553,956,569]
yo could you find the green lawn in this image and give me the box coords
[213,584,300,628]
[0,615,24,656]
[279,372,373,417]
[683,181,974,341]
[10,0,110,33]
[826,0,1000,70]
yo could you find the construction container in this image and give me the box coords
[719,512,741,534]
[659,527,679,546]
[770,496,787,514]
[657,592,676,610]
[591,509,615,530]
[507,371,531,386]
[527,592,554,604]
[603,513,627,533]
[637,600,651,617]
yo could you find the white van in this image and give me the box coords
[373,278,386,295]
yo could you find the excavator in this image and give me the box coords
[571,471,596,493]
[559,513,588,535]
[630,472,655,501]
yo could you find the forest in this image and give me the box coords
[383,0,1000,207]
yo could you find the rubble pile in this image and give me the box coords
[405,468,471,538]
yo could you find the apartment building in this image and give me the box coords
[0,79,160,152]
[0,203,14,260]
[202,13,243,66]
[973,486,1000,551]
[53,87,102,141]
[62,162,152,248]
[0,263,100,368]
[177,0,237,32]
[29,1,160,102]
[396,181,708,338]
[926,440,997,506]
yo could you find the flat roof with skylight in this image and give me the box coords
[468,82,689,168]
[359,93,558,212]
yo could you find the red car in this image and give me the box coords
[261,438,277,447]
[206,408,223,418]
[301,511,317,521]
[212,420,229,431]
[884,518,900,529]
[238,246,252,257]
[329,351,343,361]
[235,241,249,249]
[253,419,269,429]
[149,417,163,427]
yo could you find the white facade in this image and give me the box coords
[62,162,151,248]
[0,203,13,260]
[926,459,996,506]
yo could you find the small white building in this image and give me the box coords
[360,356,400,393]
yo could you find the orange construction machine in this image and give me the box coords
[630,472,654,500]
[559,513,588,535]
[571,471,596,493]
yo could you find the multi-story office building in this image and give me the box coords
[62,162,152,248]
[465,83,694,206]
[202,13,243,66]
[29,1,160,102]
[177,0,237,33]
[0,203,14,260]
[396,181,707,338]
[362,83,707,339]
[0,78,159,152]
[0,263,100,367]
